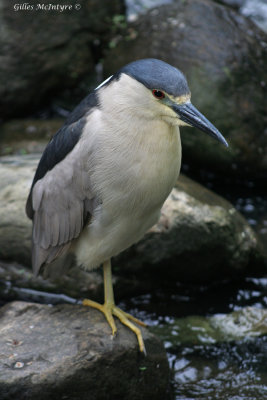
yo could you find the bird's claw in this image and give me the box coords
[83,299,146,354]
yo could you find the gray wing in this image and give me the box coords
[26,91,99,276]
[30,151,95,277]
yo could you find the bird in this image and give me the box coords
[26,58,228,353]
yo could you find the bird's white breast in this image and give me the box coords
[74,85,182,270]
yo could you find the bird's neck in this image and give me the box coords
[95,108,182,207]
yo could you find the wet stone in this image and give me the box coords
[0,301,169,400]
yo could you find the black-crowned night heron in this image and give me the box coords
[26,59,228,353]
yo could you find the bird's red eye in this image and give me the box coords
[152,89,165,99]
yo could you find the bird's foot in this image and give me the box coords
[82,299,146,354]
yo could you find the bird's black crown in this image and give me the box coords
[116,58,190,97]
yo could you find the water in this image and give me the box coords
[241,0,267,32]
[125,0,173,21]
[159,163,267,398]
[121,277,267,399]
[170,338,267,400]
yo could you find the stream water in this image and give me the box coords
[121,275,267,399]
[130,160,267,399]
[120,158,267,398]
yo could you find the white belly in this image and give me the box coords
[73,119,181,270]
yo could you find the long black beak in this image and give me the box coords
[172,102,228,147]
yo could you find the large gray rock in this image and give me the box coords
[103,0,267,179]
[0,301,169,400]
[0,155,265,288]
[116,174,265,282]
[0,0,125,119]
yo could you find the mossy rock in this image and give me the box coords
[103,0,267,179]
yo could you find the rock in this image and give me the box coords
[0,259,105,305]
[152,306,267,347]
[0,119,63,156]
[0,0,125,119]
[0,301,169,400]
[116,174,265,282]
[0,156,35,265]
[103,0,267,180]
[0,155,265,286]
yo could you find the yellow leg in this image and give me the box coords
[83,259,146,353]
